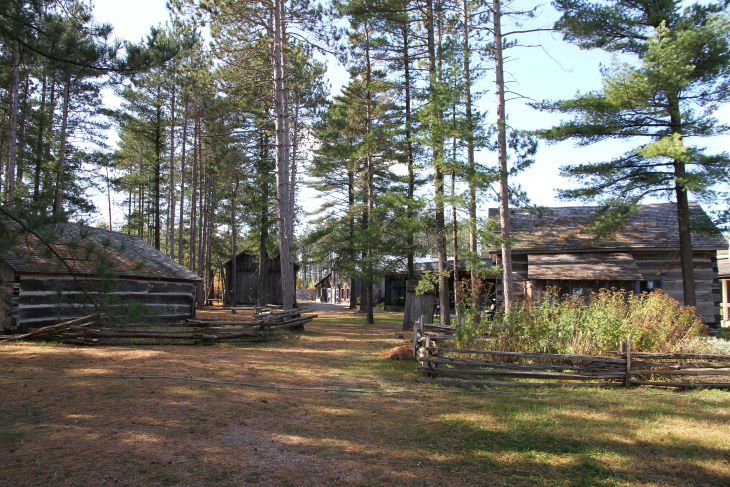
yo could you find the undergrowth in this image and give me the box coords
[457,289,709,354]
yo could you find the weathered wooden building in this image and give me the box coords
[315,270,353,305]
[719,251,729,326]
[223,252,298,306]
[315,271,386,306]
[487,203,726,325]
[0,222,201,332]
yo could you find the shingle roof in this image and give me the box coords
[488,203,727,253]
[0,221,201,281]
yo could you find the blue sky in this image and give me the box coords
[92,0,729,228]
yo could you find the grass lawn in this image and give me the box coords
[0,306,728,486]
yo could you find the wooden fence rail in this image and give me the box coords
[414,322,730,389]
[1,309,315,346]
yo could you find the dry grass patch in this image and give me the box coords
[0,307,728,486]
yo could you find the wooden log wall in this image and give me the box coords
[416,330,730,389]
[0,262,17,330]
[492,250,721,324]
[633,250,720,324]
[9,275,196,331]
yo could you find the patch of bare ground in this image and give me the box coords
[1,306,729,486]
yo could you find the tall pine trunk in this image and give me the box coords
[32,74,48,204]
[462,0,479,310]
[153,87,162,250]
[348,160,357,309]
[53,78,71,215]
[668,94,695,306]
[364,22,375,324]
[230,176,239,307]
[189,113,199,272]
[426,0,450,326]
[5,44,20,205]
[178,102,188,265]
[402,14,415,283]
[258,133,270,306]
[271,0,296,310]
[494,0,514,310]
[168,84,177,258]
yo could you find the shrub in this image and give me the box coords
[459,288,707,354]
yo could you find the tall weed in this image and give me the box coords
[459,289,707,354]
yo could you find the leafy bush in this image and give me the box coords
[459,288,707,354]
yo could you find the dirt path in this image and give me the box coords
[1,307,729,487]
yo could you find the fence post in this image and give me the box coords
[624,335,632,388]
[425,335,435,378]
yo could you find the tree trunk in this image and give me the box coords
[53,78,71,215]
[463,0,479,311]
[271,0,296,310]
[153,87,162,250]
[289,94,299,241]
[348,161,357,309]
[168,84,177,258]
[451,122,461,324]
[230,176,239,307]
[669,95,695,306]
[5,43,20,205]
[197,140,205,277]
[189,113,199,272]
[32,74,48,204]
[426,0,450,326]
[364,21,375,325]
[178,101,188,265]
[258,132,270,306]
[106,164,112,230]
[16,73,29,191]
[494,0,513,310]
[402,15,416,285]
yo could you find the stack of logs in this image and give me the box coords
[0,308,315,346]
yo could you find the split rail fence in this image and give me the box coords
[0,308,315,346]
[414,322,730,389]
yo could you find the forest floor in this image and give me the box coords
[1,305,729,486]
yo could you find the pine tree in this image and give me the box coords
[537,0,730,306]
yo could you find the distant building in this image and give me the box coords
[487,203,727,325]
[0,222,201,332]
[223,252,298,306]
[719,250,729,326]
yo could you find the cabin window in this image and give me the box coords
[640,279,663,293]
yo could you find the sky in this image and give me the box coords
[91,0,729,230]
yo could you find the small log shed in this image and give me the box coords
[0,222,202,332]
[223,252,299,306]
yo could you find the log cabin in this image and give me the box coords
[0,222,201,332]
[223,252,298,306]
[487,203,727,325]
